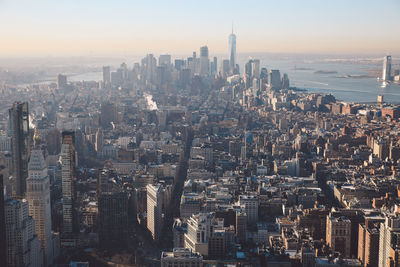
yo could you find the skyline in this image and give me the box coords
[0,0,399,57]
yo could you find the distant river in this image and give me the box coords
[239,55,400,103]
[21,55,400,104]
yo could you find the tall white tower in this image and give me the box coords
[229,27,237,72]
[382,55,392,81]
[146,184,163,241]
[26,150,54,265]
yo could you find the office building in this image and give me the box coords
[239,194,258,224]
[100,102,117,129]
[236,211,247,242]
[282,73,290,89]
[199,46,210,76]
[95,128,103,153]
[0,175,7,267]
[382,55,392,82]
[211,56,218,75]
[174,59,185,71]
[5,198,42,267]
[147,183,163,241]
[26,150,54,265]
[98,191,129,247]
[9,102,30,198]
[229,30,237,72]
[269,70,282,89]
[251,59,260,78]
[142,54,157,83]
[184,212,224,256]
[102,66,111,84]
[173,218,187,248]
[57,74,67,90]
[61,131,76,234]
[221,59,230,76]
[161,248,203,267]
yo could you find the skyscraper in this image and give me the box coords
[159,54,172,67]
[61,131,76,235]
[268,70,282,89]
[228,30,237,72]
[382,55,392,82]
[199,46,210,76]
[251,59,260,78]
[56,74,67,90]
[26,150,54,265]
[98,191,129,247]
[147,183,163,241]
[9,102,30,198]
[5,198,42,267]
[100,102,117,129]
[102,66,111,85]
[0,175,7,267]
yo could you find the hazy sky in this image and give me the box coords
[0,0,399,56]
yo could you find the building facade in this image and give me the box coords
[26,150,54,265]
[9,102,30,198]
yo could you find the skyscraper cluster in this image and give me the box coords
[2,29,400,267]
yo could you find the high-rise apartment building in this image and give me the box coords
[358,220,381,267]
[61,131,76,235]
[147,183,163,241]
[5,198,42,267]
[9,102,30,198]
[26,150,54,265]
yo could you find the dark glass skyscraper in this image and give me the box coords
[0,175,7,267]
[9,102,30,198]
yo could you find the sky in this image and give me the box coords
[0,0,399,57]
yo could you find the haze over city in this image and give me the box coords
[0,0,399,56]
[2,1,400,267]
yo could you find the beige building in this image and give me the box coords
[326,215,352,258]
[26,150,54,265]
[147,184,163,241]
[161,248,202,267]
